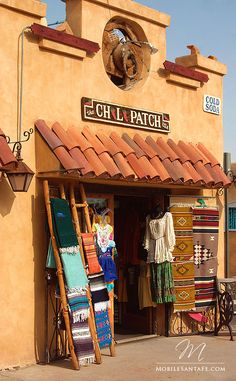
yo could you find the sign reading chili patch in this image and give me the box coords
[81,97,170,133]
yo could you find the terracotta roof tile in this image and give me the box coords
[52,122,74,150]
[138,156,160,179]
[126,153,147,180]
[209,164,231,187]
[69,147,94,175]
[149,156,171,182]
[178,141,203,164]
[96,132,121,156]
[99,152,122,178]
[35,122,229,188]
[145,136,169,160]
[82,127,107,155]
[54,146,79,172]
[35,120,63,150]
[133,134,157,158]
[183,161,203,184]
[0,136,17,166]
[122,133,146,158]
[156,137,179,162]
[113,152,136,179]
[83,148,108,177]
[196,143,220,167]
[162,158,183,182]
[194,161,215,186]
[67,127,92,151]
[110,132,134,156]
[167,139,189,164]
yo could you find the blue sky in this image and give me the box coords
[44,0,236,161]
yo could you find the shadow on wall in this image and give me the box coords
[31,179,48,364]
[0,177,16,216]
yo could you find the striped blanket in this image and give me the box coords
[88,272,110,311]
[67,290,90,323]
[81,233,102,274]
[71,320,95,365]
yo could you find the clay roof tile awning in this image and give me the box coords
[0,129,17,175]
[35,120,231,188]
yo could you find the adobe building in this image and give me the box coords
[0,0,230,370]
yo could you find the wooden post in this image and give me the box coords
[69,184,102,364]
[43,180,79,370]
[79,182,115,357]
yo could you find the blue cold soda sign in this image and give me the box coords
[203,95,221,115]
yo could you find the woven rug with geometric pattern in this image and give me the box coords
[192,208,219,310]
[171,207,196,312]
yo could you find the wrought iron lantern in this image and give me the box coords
[4,129,34,192]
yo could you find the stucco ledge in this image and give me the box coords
[0,0,46,18]
[166,73,201,89]
[39,38,87,59]
[175,54,227,76]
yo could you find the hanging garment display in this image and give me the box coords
[144,209,176,303]
[81,233,102,274]
[171,206,196,312]
[192,207,219,310]
[93,223,118,282]
[144,212,176,263]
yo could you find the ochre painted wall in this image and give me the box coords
[0,0,226,369]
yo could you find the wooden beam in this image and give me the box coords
[30,23,100,54]
[163,60,209,83]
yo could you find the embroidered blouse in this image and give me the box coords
[144,212,175,263]
[92,223,115,253]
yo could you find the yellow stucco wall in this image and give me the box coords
[0,0,227,368]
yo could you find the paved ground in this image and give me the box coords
[0,334,235,381]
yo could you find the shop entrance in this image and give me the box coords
[85,186,167,341]
[114,194,157,340]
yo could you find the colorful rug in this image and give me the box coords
[195,276,217,309]
[67,289,90,323]
[71,320,95,365]
[192,208,219,309]
[81,233,102,274]
[170,207,196,312]
[88,272,110,311]
[94,309,112,349]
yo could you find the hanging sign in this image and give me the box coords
[203,95,221,115]
[81,97,170,133]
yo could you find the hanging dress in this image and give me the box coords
[93,223,118,283]
[144,212,176,303]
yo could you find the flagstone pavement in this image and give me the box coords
[0,335,235,381]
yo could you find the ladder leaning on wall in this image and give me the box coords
[43,180,102,370]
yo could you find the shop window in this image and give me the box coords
[102,17,151,91]
[229,207,236,230]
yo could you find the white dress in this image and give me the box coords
[144,212,176,263]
